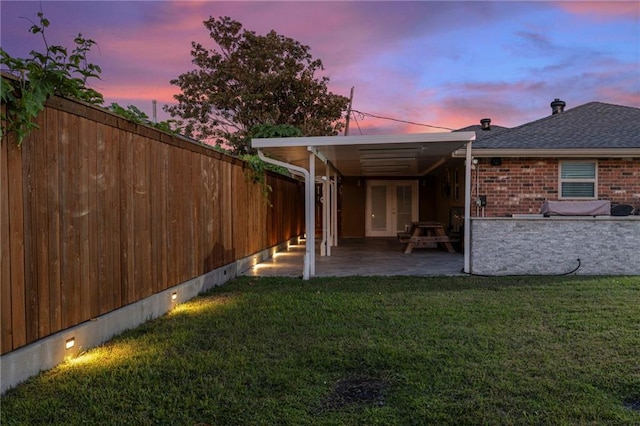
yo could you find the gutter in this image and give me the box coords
[452,148,640,158]
[257,149,314,280]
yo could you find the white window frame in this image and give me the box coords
[558,160,598,200]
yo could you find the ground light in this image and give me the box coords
[65,337,75,350]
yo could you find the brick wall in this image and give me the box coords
[599,159,640,204]
[472,157,640,216]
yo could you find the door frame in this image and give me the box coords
[365,180,419,237]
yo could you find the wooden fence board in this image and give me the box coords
[119,130,134,306]
[166,146,182,286]
[85,119,99,319]
[78,117,93,320]
[8,132,27,349]
[22,121,39,343]
[33,111,51,338]
[234,167,249,258]
[197,155,208,274]
[221,161,234,265]
[206,156,223,270]
[63,112,82,328]
[101,123,121,313]
[188,150,200,277]
[45,107,61,333]
[175,148,186,282]
[58,111,71,329]
[157,143,169,290]
[133,135,152,300]
[1,134,13,353]
[96,121,108,314]
[149,140,165,292]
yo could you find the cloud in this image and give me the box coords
[2,1,637,136]
[553,1,640,20]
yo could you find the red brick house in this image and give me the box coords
[453,100,640,275]
[454,100,640,217]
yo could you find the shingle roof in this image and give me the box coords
[469,102,640,150]
[454,124,510,141]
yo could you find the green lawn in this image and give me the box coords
[2,275,639,425]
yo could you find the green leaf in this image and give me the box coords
[1,11,104,145]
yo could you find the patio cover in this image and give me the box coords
[252,132,476,279]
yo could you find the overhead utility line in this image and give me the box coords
[350,109,455,131]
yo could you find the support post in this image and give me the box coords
[308,151,316,276]
[464,141,472,274]
[331,169,338,247]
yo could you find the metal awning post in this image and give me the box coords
[331,169,338,247]
[464,141,472,274]
[308,150,316,276]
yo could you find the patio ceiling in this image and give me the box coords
[252,132,476,177]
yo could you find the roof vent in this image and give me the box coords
[480,118,491,130]
[550,98,566,115]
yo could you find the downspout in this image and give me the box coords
[257,149,313,280]
[319,176,331,256]
[323,163,332,256]
[321,170,330,256]
[463,141,472,274]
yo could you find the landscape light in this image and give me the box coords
[65,338,75,350]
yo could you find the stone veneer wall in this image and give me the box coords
[472,158,640,217]
[470,217,640,276]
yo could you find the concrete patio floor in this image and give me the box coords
[244,238,465,278]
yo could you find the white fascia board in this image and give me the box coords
[308,146,328,164]
[252,131,476,148]
[452,148,640,158]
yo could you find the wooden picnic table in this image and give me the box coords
[398,221,457,254]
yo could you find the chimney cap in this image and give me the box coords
[550,98,566,114]
[480,118,491,130]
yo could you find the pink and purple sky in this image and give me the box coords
[1,1,639,134]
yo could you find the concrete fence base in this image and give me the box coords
[0,237,301,395]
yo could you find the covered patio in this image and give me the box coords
[244,238,464,277]
[252,132,475,279]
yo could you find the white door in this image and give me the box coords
[366,180,418,237]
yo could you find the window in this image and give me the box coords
[559,161,597,199]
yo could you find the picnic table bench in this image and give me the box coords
[398,221,458,254]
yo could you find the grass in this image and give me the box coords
[2,275,639,425]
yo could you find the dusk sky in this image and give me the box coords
[1,1,639,134]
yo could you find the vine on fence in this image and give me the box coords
[241,124,300,205]
[107,103,179,134]
[1,11,103,144]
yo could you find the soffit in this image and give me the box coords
[252,132,476,177]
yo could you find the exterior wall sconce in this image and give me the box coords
[171,292,178,302]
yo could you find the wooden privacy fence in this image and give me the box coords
[1,95,304,355]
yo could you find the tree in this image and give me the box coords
[164,16,349,155]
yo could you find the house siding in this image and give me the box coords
[472,157,640,217]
